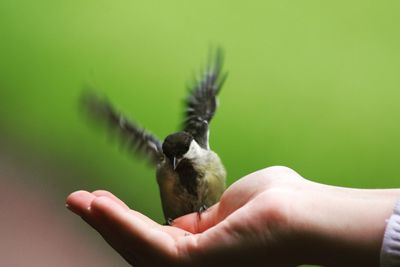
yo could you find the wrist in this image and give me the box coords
[289,180,400,266]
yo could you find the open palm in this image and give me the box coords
[66,167,303,267]
[67,166,392,266]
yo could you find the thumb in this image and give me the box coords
[172,203,222,233]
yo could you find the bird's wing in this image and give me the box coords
[182,48,227,149]
[81,91,164,165]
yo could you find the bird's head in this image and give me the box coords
[162,131,197,170]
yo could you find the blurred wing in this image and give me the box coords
[81,91,164,165]
[183,48,227,149]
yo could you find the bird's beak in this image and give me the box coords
[173,157,182,170]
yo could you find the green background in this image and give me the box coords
[1,1,399,265]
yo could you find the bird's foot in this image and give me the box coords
[164,218,174,226]
[197,205,208,220]
[199,204,208,213]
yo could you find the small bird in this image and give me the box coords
[81,49,227,223]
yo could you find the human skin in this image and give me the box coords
[66,166,400,266]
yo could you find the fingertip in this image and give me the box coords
[90,196,126,220]
[92,190,129,210]
[66,190,95,217]
[91,189,109,195]
[66,190,90,202]
[91,196,119,210]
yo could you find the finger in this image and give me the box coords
[91,190,160,227]
[90,196,187,235]
[128,209,160,228]
[66,190,96,217]
[173,203,222,233]
[90,196,157,234]
[90,196,179,257]
[92,190,129,210]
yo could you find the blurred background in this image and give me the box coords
[1,1,400,266]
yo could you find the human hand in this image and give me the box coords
[66,166,399,267]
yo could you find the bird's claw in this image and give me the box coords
[197,205,208,218]
[165,218,174,226]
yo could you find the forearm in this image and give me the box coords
[292,180,400,266]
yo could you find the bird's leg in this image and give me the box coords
[199,204,208,213]
[197,204,208,220]
[164,218,174,226]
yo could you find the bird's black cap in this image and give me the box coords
[162,131,194,159]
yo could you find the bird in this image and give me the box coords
[81,49,227,223]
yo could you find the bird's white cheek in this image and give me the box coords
[184,141,200,159]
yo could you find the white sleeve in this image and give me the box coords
[381,200,400,267]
